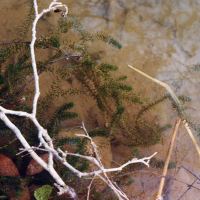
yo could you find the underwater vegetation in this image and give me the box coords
[0,2,190,199]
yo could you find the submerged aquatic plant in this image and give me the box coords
[0,0,176,199]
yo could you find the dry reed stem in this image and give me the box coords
[155,119,181,200]
[128,65,180,105]
[182,120,200,157]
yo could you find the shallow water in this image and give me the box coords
[1,0,200,199]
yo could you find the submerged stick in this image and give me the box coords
[155,119,181,200]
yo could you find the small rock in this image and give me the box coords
[0,153,20,177]
[26,153,49,175]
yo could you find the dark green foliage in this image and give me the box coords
[100,186,118,200]
[166,94,200,135]
[110,107,126,132]
[90,189,102,200]
[55,137,81,147]
[72,57,136,128]
[28,170,55,186]
[19,2,34,40]
[58,17,122,49]
[58,15,83,34]
[0,75,5,84]
[0,53,31,106]
[77,162,89,172]
[0,176,22,196]
[168,162,176,169]
[0,176,21,186]
[132,149,139,156]
[47,103,78,137]
[83,59,94,67]
[178,95,192,103]
[88,129,108,137]
[160,124,172,130]
[136,94,167,121]
[134,120,162,146]
[150,158,176,169]
[0,148,17,156]
[32,15,146,144]
[116,175,134,188]
[51,36,60,48]
[150,158,165,168]
[99,63,118,72]
[111,118,169,147]
[94,31,122,49]
[60,169,74,182]
[55,134,89,183]
[76,138,88,155]
[193,64,200,72]
[116,75,127,81]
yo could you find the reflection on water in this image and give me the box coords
[1,0,200,199]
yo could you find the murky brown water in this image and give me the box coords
[1,0,200,199]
